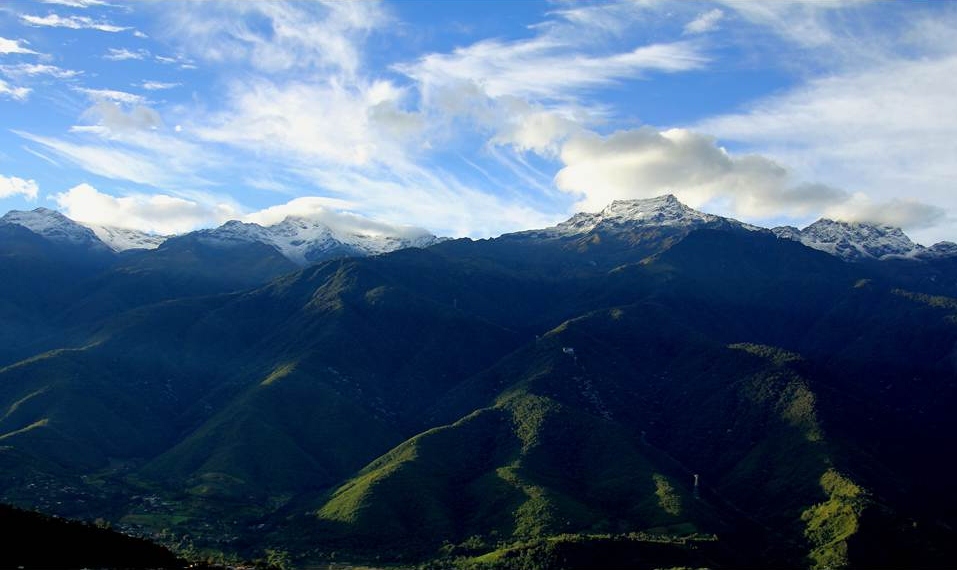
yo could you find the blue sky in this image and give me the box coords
[0,0,955,244]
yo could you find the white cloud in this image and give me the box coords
[74,87,145,105]
[394,5,710,164]
[298,163,559,238]
[716,1,860,48]
[140,80,181,91]
[553,127,849,217]
[21,13,130,33]
[244,197,433,239]
[0,79,30,101]
[0,175,39,200]
[400,39,706,102]
[53,183,238,234]
[156,1,388,76]
[81,101,162,132]
[18,132,172,186]
[698,52,957,241]
[194,77,423,168]
[104,47,148,61]
[684,9,724,35]
[551,125,952,235]
[40,0,110,7]
[0,63,81,79]
[0,37,39,55]
[824,195,946,230]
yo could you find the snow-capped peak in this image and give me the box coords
[773,219,925,261]
[0,207,109,250]
[192,215,442,266]
[595,194,721,227]
[526,194,758,238]
[88,225,170,252]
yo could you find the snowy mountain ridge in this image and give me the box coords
[772,218,955,261]
[0,207,110,251]
[89,225,170,252]
[193,216,442,266]
[2,196,955,264]
[520,194,763,239]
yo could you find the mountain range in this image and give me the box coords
[1,195,956,569]
[0,206,443,264]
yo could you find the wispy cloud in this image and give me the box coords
[0,79,30,101]
[153,53,196,69]
[40,0,111,7]
[0,63,81,79]
[0,37,39,55]
[0,174,39,200]
[104,47,148,61]
[155,1,388,76]
[684,9,724,35]
[400,39,706,102]
[74,86,146,104]
[21,13,129,33]
[17,131,173,186]
[140,80,180,91]
[697,52,957,237]
[194,77,423,169]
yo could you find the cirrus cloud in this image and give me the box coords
[21,13,130,33]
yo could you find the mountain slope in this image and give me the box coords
[1,196,956,568]
[2,503,183,569]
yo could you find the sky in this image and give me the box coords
[0,0,955,244]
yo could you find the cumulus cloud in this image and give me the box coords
[0,79,30,101]
[684,9,725,35]
[553,127,852,217]
[551,125,952,234]
[53,183,238,234]
[0,175,39,200]
[824,195,947,230]
[0,63,81,79]
[492,109,579,157]
[80,101,162,132]
[0,37,39,55]
[21,13,130,33]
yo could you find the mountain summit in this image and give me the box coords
[191,215,443,266]
[2,197,954,265]
[518,194,759,241]
[773,218,934,261]
[0,207,109,251]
